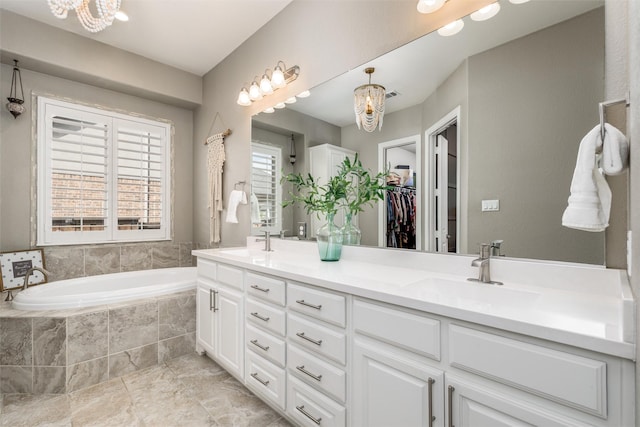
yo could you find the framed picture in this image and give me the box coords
[0,249,47,291]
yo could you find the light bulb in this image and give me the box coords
[509,0,529,3]
[437,19,464,36]
[470,2,500,21]
[237,88,251,106]
[274,102,286,109]
[285,97,297,104]
[297,90,311,98]
[416,0,445,14]
[263,107,275,114]
[260,74,273,95]
[271,65,285,88]
[249,81,262,101]
[114,10,129,21]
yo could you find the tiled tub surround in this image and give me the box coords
[40,241,200,282]
[0,290,196,394]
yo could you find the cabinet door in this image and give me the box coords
[353,338,444,427]
[196,282,215,355]
[445,375,591,427]
[216,286,244,379]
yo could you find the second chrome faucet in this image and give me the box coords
[468,243,503,285]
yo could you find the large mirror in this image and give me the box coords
[252,0,606,265]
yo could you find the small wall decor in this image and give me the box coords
[0,249,47,291]
[6,59,25,119]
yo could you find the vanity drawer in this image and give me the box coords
[197,259,216,281]
[246,298,286,337]
[288,313,346,365]
[246,272,286,306]
[288,344,346,403]
[287,375,346,427]
[287,283,346,328]
[217,264,243,290]
[353,299,440,361]
[246,324,286,367]
[246,351,286,411]
[449,325,607,417]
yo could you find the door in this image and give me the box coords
[353,338,444,427]
[445,376,590,427]
[216,285,244,379]
[428,124,458,253]
[196,281,215,355]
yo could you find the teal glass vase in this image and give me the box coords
[341,212,361,245]
[316,212,343,261]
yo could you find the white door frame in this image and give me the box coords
[424,106,461,253]
[377,135,421,250]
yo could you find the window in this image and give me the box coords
[37,97,171,245]
[250,142,282,234]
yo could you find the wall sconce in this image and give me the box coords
[6,60,25,119]
[289,134,296,165]
[237,61,300,107]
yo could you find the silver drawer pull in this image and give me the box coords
[250,372,270,386]
[250,339,270,352]
[296,332,322,346]
[296,405,322,425]
[296,299,322,310]
[296,365,322,382]
[250,284,270,293]
[250,312,270,322]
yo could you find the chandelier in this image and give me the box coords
[354,67,385,132]
[48,0,122,33]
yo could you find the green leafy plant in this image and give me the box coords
[281,153,389,218]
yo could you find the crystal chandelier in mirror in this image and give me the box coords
[353,67,386,132]
[48,0,122,33]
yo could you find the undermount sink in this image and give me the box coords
[218,248,256,257]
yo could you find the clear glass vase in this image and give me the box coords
[316,212,343,261]
[341,212,361,245]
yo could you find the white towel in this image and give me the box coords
[225,190,247,223]
[601,123,629,176]
[250,193,261,225]
[562,125,612,232]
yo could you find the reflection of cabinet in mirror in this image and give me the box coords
[308,144,356,239]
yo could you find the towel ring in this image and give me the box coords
[599,95,630,142]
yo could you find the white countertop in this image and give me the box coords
[193,239,636,360]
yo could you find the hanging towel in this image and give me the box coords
[601,123,629,176]
[562,125,612,232]
[225,190,247,223]
[250,193,261,225]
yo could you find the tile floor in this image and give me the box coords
[0,353,292,427]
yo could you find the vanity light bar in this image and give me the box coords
[237,62,300,107]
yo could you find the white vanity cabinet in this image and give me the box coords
[196,259,244,380]
[286,282,348,427]
[243,272,288,410]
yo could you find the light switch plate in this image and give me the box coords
[482,199,500,212]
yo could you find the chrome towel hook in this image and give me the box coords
[599,93,630,142]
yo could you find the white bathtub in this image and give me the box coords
[12,267,197,311]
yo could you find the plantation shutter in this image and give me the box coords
[250,142,282,233]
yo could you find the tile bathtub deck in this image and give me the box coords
[0,353,292,427]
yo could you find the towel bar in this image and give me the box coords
[599,93,630,142]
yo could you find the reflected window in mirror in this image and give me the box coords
[251,142,282,235]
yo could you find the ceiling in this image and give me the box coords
[279,0,603,128]
[0,0,293,76]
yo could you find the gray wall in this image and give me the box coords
[466,7,604,264]
[0,65,194,251]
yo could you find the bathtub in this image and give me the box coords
[12,267,197,311]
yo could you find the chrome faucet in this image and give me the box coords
[256,231,273,252]
[468,243,503,285]
[23,266,51,290]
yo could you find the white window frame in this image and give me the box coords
[250,141,282,235]
[37,97,172,246]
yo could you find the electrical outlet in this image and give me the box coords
[298,222,307,239]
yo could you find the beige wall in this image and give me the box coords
[466,8,604,264]
[0,65,194,251]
